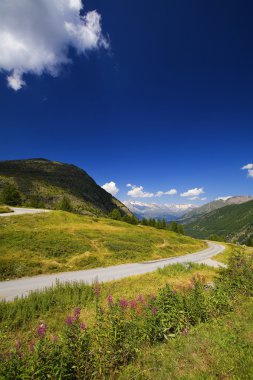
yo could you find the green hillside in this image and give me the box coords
[181,195,253,223]
[0,158,130,216]
[0,211,206,280]
[185,199,253,244]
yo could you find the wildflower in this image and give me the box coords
[119,298,128,309]
[37,323,47,338]
[137,293,144,303]
[130,299,137,309]
[74,307,81,319]
[16,340,21,350]
[151,307,158,316]
[172,289,177,294]
[80,322,86,331]
[93,282,100,298]
[65,316,74,325]
[107,294,113,306]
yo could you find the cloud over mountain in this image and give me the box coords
[0,0,108,90]
[101,181,119,196]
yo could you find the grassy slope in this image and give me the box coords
[0,263,216,352]
[213,243,253,264]
[185,199,253,242]
[0,158,130,216]
[0,211,206,280]
[119,299,253,380]
[0,205,12,213]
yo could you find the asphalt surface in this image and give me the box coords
[0,207,51,217]
[0,242,225,301]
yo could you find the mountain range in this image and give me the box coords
[123,201,197,221]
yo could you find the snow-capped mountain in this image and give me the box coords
[123,201,198,221]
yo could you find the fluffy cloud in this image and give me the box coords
[241,164,253,178]
[127,185,177,199]
[101,181,119,196]
[0,0,108,90]
[127,185,154,198]
[180,187,205,198]
[156,189,177,197]
[189,196,207,201]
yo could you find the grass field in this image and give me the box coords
[213,242,253,263]
[0,205,12,213]
[0,263,216,352]
[119,298,253,380]
[0,211,206,280]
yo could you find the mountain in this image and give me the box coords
[123,201,198,221]
[0,158,130,216]
[180,196,253,224]
[184,199,253,245]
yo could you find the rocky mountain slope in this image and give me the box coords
[0,158,130,216]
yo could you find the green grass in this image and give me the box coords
[119,298,253,380]
[0,211,206,280]
[0,205,12,213]
[213,242,253,264]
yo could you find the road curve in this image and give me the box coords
[0,242,225,302]
[0,207,51,217]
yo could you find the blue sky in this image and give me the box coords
[0,0,252,205]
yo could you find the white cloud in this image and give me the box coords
[241,164,253,178]
[180,187,205,198]
[101,181,119,196]
[156,189,177,197]
[241,164,253,170]
[248,170,253,178]
[0,0,108,90]
[126,184,132,188]
[127,185,154,198]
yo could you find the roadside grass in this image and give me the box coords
[119,298,253,380]
[0,211,206,280]
[0,263,216,352]
[213,242,253,263]
[0,205,12,214]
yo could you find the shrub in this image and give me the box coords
[0,184,22,206]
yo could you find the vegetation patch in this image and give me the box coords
[0,205,12,214]
[0,251,252,379]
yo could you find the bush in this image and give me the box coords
[55,196,73,212]
[0,184,22,206]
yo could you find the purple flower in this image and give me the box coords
[107,294,113,306]
[16,340,21,350]
[119,299,128,309]
[80,322,86,331]
[151,307,158,316]
[130,300,137,309]
[172,289,177,294]
[93,283,100,298]
[74,307,81,319]
[65,316,74,325]
[137,294,144,303]
[37,323,47,338]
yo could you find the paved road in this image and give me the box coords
[0,242,225,301]
[0,207,51,217]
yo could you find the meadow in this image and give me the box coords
[0,251,252,379]
[0,211,206,280]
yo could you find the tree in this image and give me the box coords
[0,184,22,206]
[177,224,185,235]
[170,221,178,233]
[56,196,73,212]
[109,209,122,220]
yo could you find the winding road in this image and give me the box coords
[0,242,225,301]
[0,207,51,217]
